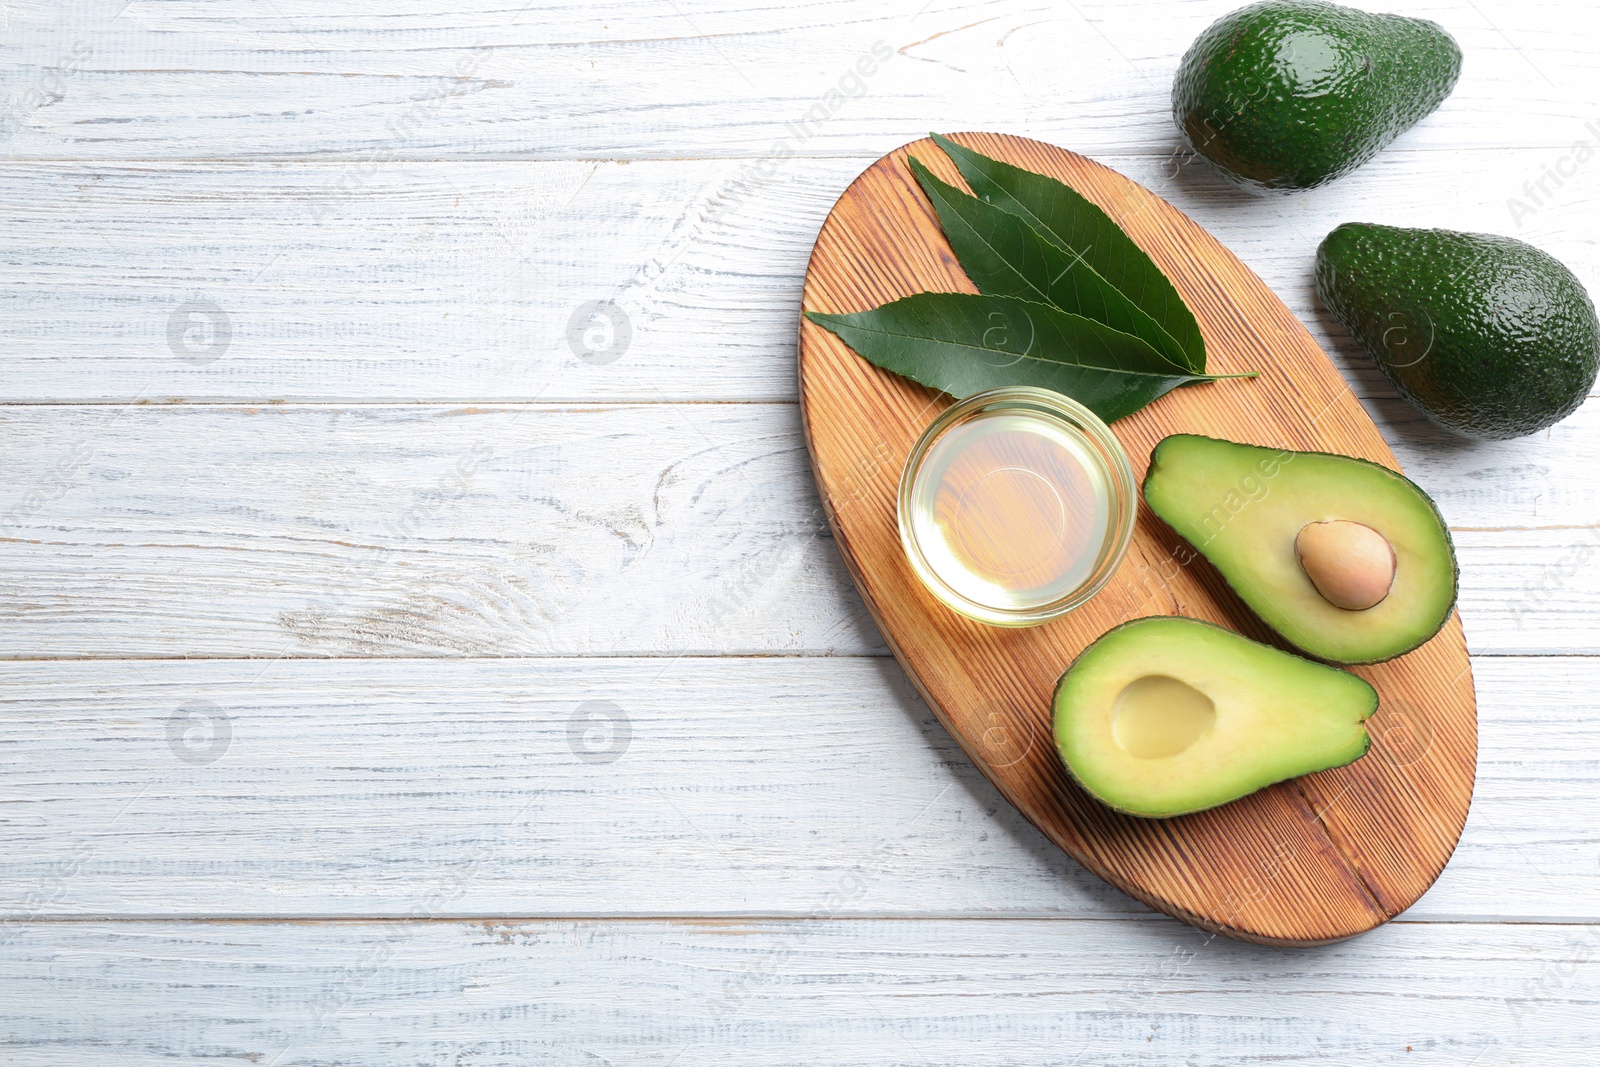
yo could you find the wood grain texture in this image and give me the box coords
[1,0,1597,1054]
[4,919,1597,1066]
[799,134,1477,943]
[0,151,1594,404]
[2,403,1598,659]
[0,656,1592,922]
[0,0,1592,160]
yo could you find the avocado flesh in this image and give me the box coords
[1317,223,1600,440]
[1054,617,1376,818]
[1172,0,1461,190]
[1143,434,1457,664]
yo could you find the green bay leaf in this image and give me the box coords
[909,155,1193,374]
[930,132,1207,374]
[805,293,1224,424]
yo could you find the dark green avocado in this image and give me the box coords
[1316,223,1600,440]
[1172,0,1461,190]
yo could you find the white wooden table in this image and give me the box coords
[2,1,1597,1062]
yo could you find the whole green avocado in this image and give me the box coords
[1316,223,1600,440]
[1172,0,1461,190]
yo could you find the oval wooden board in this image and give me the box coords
[797,133,1477,945]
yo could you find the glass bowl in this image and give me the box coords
[897,387,1136,627]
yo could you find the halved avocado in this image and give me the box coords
[1143,434,1457,664]
[1053,616,1376,818]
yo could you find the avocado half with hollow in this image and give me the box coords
[1053,616,1376,818]
[1143,434,1457,664]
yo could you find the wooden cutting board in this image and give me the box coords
[797,133,1476,945]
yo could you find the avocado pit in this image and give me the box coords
[1295,520,1396,611]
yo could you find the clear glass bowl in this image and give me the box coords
[898,387,1136,627]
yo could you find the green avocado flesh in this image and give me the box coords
[1054,617,1376,818]
[1143,434,1457,664]
[1172,0,1461,190]
[1317,222,1600,440]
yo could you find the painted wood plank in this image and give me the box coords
[0,0,1593,161]
[0,655,1594,922]
[0,402,877,658]
[1,917,1595,1064]
[1,403,1597,659]
[0,150,1594,403]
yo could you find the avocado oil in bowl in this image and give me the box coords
[898,387,1136,627]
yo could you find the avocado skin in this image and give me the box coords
[1316,223,1600,440]
[1172,1,1461,190]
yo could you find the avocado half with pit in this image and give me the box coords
[1143,434,1457,664]
[1054,616,1376,818]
